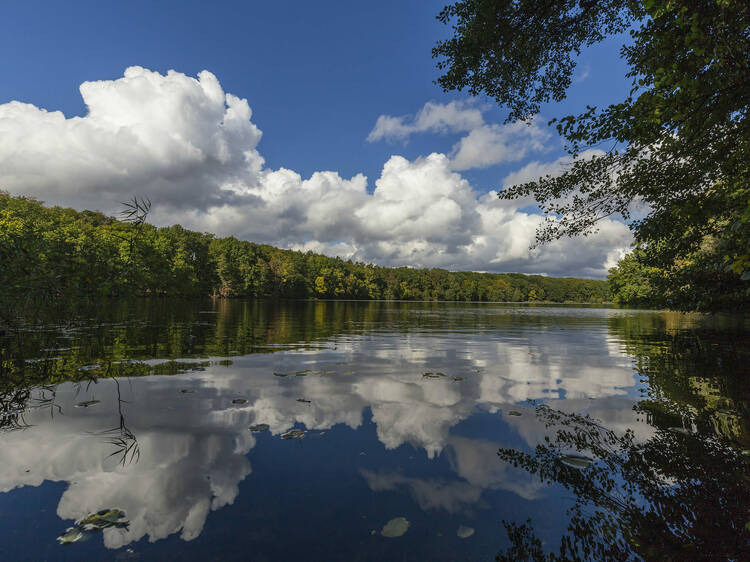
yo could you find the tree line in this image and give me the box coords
[0,192,609,313]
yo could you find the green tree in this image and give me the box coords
[607,246,661,305]
[434,0,750,310]
[0,192,611,316]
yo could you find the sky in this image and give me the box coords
[0,0,635,278]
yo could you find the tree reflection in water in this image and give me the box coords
[0,301,747,558]
[496,328,750,561]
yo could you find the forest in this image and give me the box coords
[0,192,609,313]
[434,0,749,313]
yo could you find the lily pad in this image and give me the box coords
[560,454,594,469]
[457,525,475,538]
[668,427,692,436]
[232,398,248,405]
[453,376,464,381]
[273,372,288,377]
[74,400,100,408]
[180,389,194,394]
[281,429,306,440]
[507,411,523,416]
[249,424,270,432]
[57,526,84,544]
[297,398,311,403]
[381,517,410,538]
[422,372,444,379]
[77,508,128,531]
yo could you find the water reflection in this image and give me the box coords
[496,403,750,561]
[0,301,747,559]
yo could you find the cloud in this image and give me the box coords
[449,119,551,171]
[501,149,605,188]
[366,100,485,142]
[367,101,551,171]
[573,64,591,83]
[0,67,264,213]
[0,67,632,278]
[360,470,484,513]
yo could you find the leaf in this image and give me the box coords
[281,429,305,440]
[560,454,594,469]
[381,517,410,538]
[457,525,475,538]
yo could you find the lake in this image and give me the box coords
[0,300,748,560]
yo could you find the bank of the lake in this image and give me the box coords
[1,192,608,315]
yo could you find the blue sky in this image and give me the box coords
[0,1,634,277]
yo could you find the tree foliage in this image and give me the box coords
[0,193,609,325]
[494,314,750,559]
[434,0,750,311]
[607,246,661,306]
[496,405,750,561]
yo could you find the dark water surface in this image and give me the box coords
[0,300,748,560]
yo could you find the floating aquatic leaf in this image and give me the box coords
[57,526,84,545]
[273,372,288,377]
[180,389,194,394]
[281,429,306,440]
[381,517,410,538]
[560,454,594,469]
[507,410,523,416]
[76,508,128,531]
[457,525,475,538]
[249,424,269,432]
[422,372,444,379]
[668,427,692,436]
[74,400,100,408]
[232,398,248,405]
[78,364,101,372]
[297,398,311,404]
[453,376,464,381]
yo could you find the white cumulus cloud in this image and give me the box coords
[366,100,485,142]
[449,119,551,171]
[0,67,631,278]
[367,101,552,171]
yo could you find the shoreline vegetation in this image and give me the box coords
[1,192,610,321]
